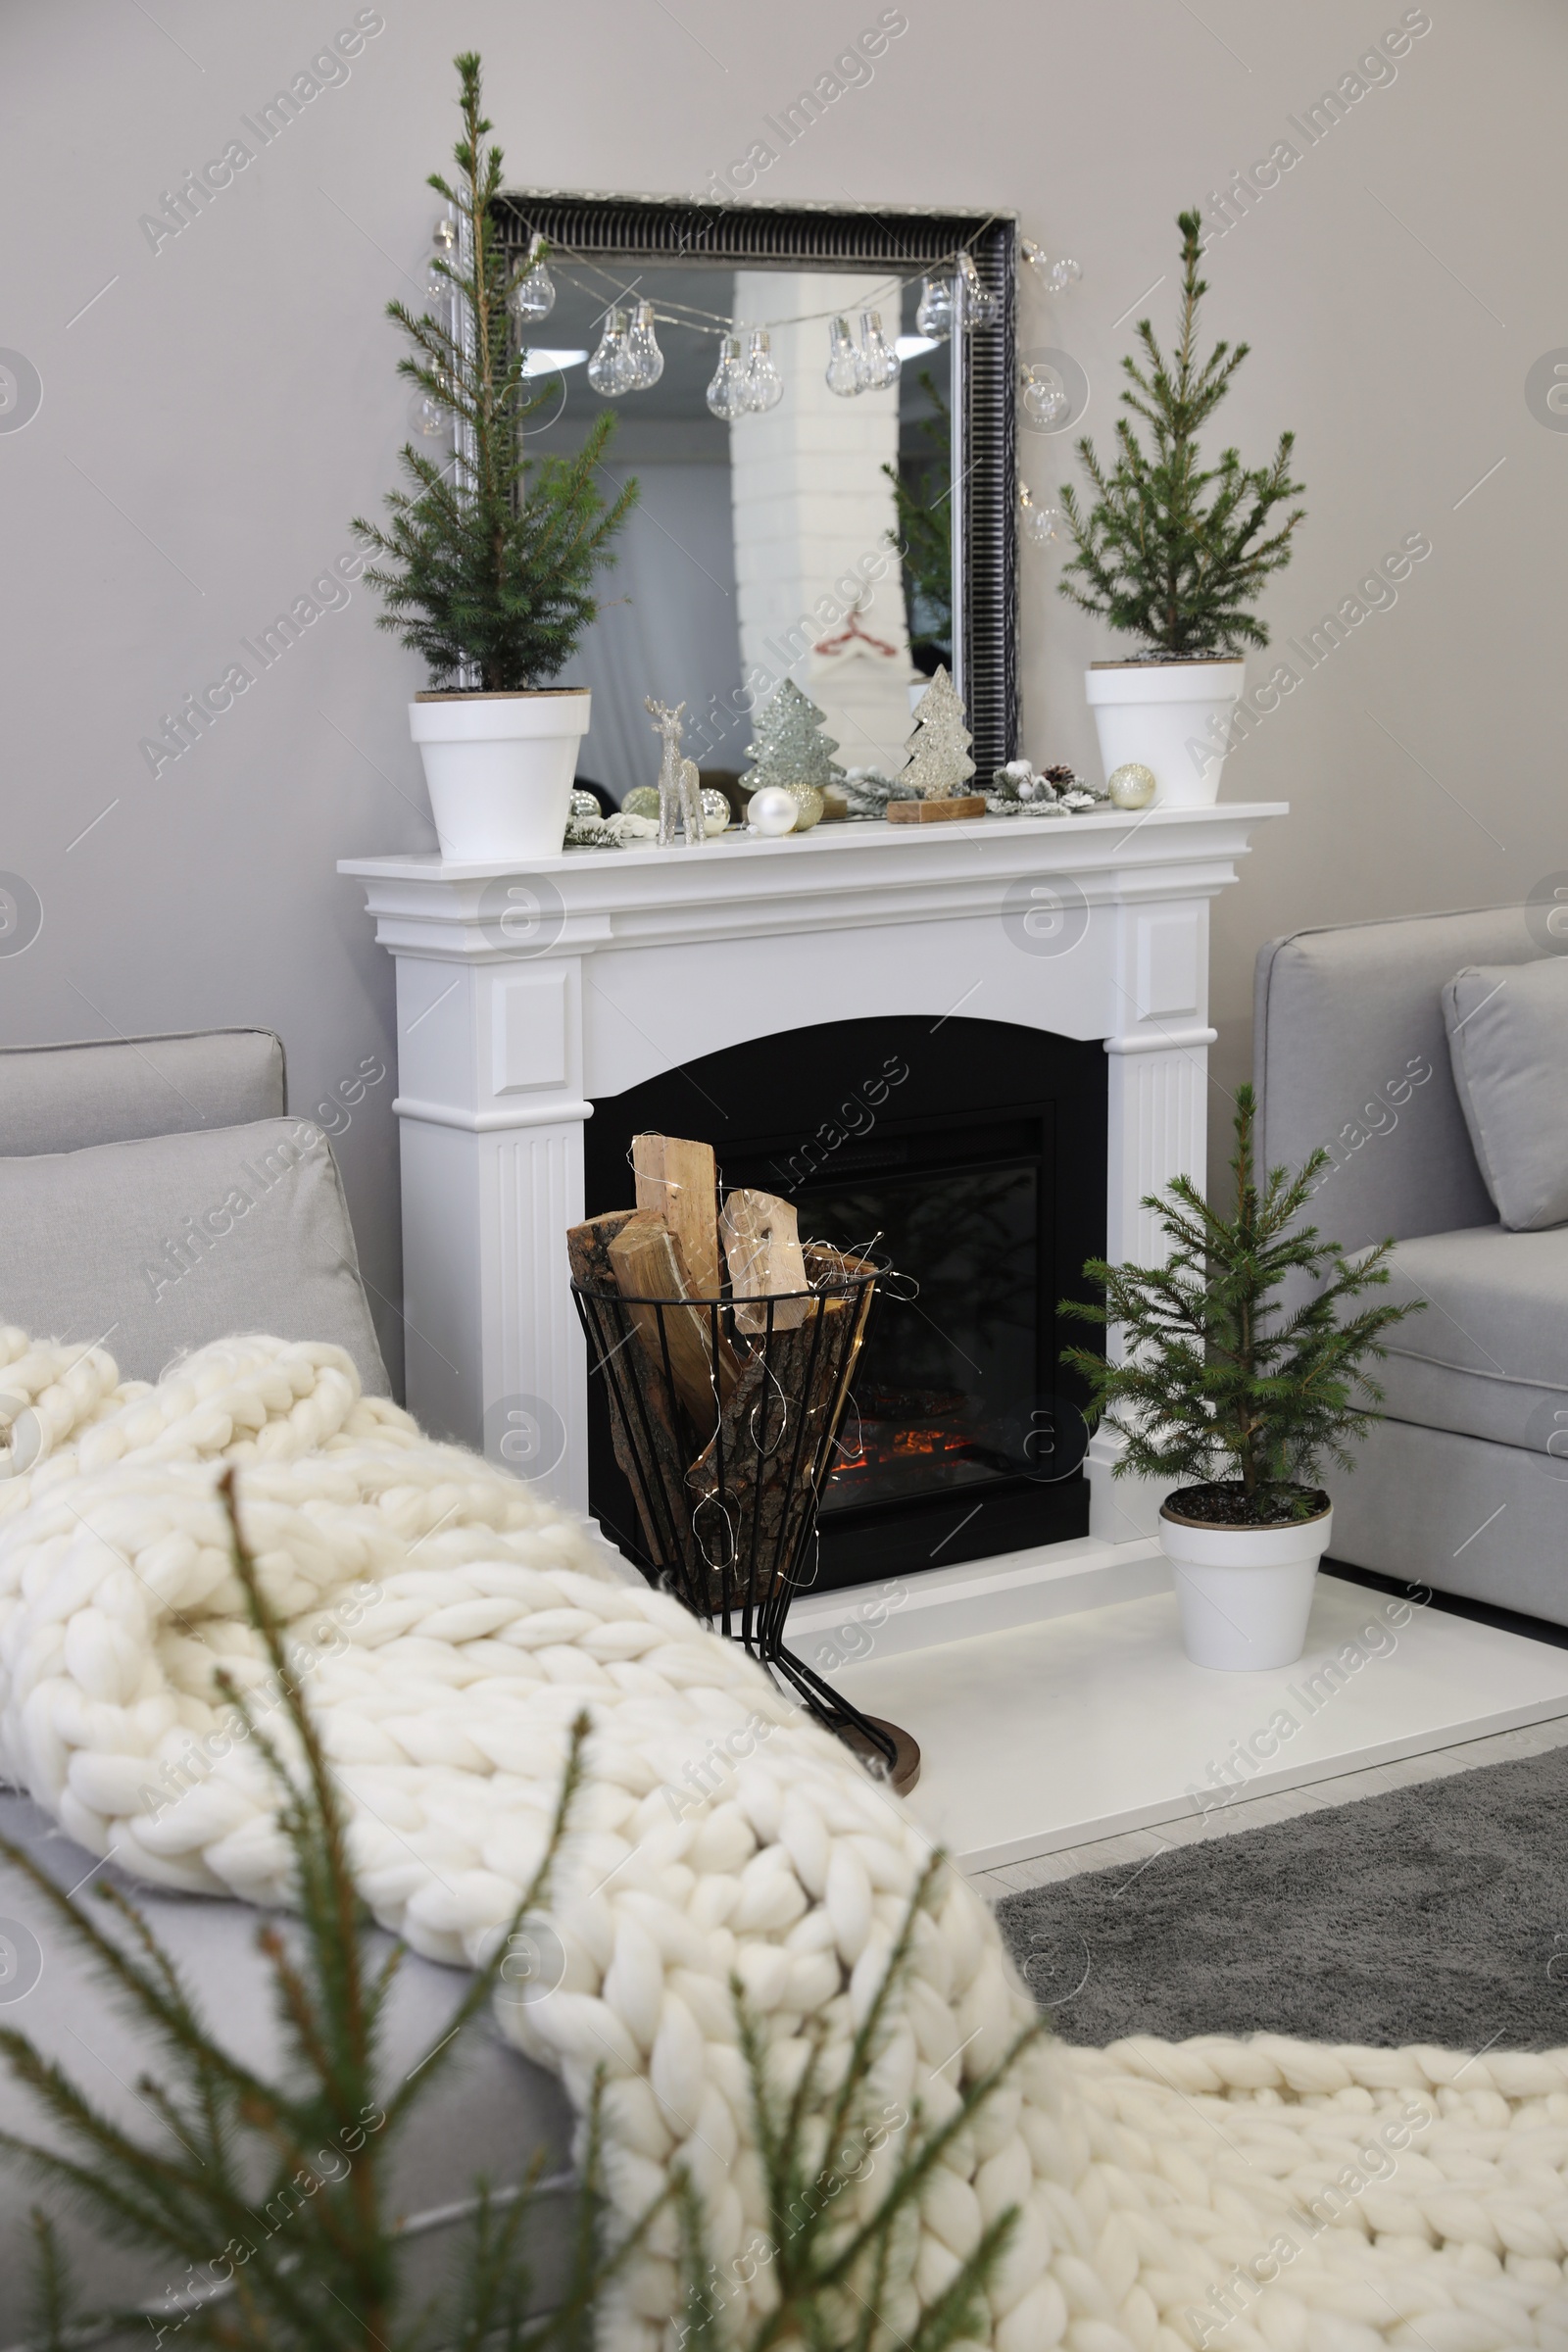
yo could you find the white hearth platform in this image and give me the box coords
[818,1572,1568,1873]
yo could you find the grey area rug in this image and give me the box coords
[995,1742,1568,2049]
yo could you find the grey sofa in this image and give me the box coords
[1254,907,1568,1626]
[0,1031,572,2344]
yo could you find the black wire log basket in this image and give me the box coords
[570,1226,903,1773]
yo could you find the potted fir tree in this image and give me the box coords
[1060,1088,1420,1671]
[1058,211,1305,808]
[355,55,635,861]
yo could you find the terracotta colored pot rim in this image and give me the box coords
[414,687,591,702]
[1159,1497,1333,1533]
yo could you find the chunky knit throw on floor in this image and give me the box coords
[2,1329,1566,2352]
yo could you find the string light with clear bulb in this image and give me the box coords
[825,316,862,398]
[740,327,783,413]
[1020,363,1068,426]
[588,307,634,396]
[1022,239,1082,297]
[624,299,664,389]
[915,276,954,341]
[425,218,457,313]
[956,250,1000,328]
[706,333,746,420]
[858,310,901,391]
[508,231,556,323]
[1019,483,1060,546]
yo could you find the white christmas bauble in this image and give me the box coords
[747,785,798,837]
[1107,761,1157,810]
[701,788,731,836]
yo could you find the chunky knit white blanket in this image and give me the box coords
[2,1329,1566,2352]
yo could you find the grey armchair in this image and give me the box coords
[0,1030,573,2341]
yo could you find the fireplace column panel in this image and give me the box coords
[343,806,1285,1539]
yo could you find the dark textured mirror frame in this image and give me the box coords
[498,194,1018,772]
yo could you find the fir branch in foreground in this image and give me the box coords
[0,1469,614,2352]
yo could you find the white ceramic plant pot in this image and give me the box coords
[1085,660,1246,808]
[410,689,592,861]
[1159,1498,1333,1671]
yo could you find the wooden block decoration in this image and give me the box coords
[608,1213,738,1442]
[884,795,988,825]
[632,1132,721,1298]
[719,1189,810,1333]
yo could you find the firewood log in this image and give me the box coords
[566,1208,689,1573]
[608,1213,739,1444]
[632,1133,721,1298]
[719,1189,810,1333]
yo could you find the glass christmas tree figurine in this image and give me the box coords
[740,678,847,829]
[902,664,975,799]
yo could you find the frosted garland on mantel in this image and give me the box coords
[3,1328,1567,2352]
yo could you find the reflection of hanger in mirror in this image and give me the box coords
[813,602,900,662]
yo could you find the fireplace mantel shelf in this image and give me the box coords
[341,802,1288,960]
[343,799,1286,1550]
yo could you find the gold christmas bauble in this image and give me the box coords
[701,787,730,836]
[784,780,825,831]
[620,785,662,819]
[1107,762,1157,809]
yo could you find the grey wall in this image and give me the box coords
[3,0,1563,1384]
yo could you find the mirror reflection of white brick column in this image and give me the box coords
[730,270,913,776]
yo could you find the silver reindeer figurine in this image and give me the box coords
[644,696,707,848]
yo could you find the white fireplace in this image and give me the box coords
[343,801,1285,1629]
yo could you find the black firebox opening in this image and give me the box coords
[582,1014,1106,1594]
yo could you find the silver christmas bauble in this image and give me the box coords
[1107,761,1157,810]
[747,784,799,837]
[569,788,603,821]
[701,787,731,836]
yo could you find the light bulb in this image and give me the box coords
[425,219,458,311]
[1049,257,1082,295]
[409,385,449,440]
[624,299,664,390]
[588,307,632,397]
[508,232,555,323]
[957,250,1000,329]
[740,326,783,412]
[706,333,746,421]
[825,316,861,398]
[1019,485,1060,546]
[915,276,954,341]
[1021,365,1068,426]
[858,310,900,391]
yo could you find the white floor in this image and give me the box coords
[821,1571,1568,1878]
[970,1715,1568,1907]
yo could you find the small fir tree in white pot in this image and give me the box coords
[355,55,636,860]
[1060,1087,1419,1670]
[1059,212,1304,810]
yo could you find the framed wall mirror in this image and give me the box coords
[494,195,1017,806]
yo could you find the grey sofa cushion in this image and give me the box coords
[0,1117,388,1394]
[1444,959,1568,1232]
[0,1029,284,1155]
[1253,906,1545,1250]
[0,1789,575,2336]
[1377,1222,1568,1454]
